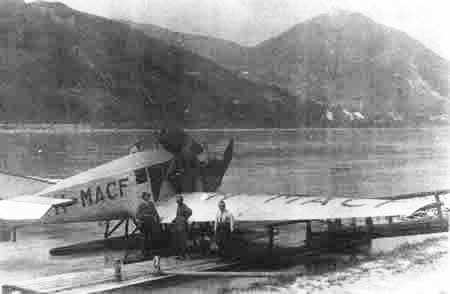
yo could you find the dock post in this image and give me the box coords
[11,228,16,242]
[351,218,357,232]
[113,259,122,281]
[335,219,342,229]
[125,218,129,239]
[267,226,274,256]
[326,219,335,249]
[364,217,373,249]
[365,217,373,233]
[387,216,393,224]
[305,221,312,247]
[327,219,334,232]
[152,255,161,275]
[104,221,110,239]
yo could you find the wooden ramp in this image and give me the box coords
[2,257,239,294]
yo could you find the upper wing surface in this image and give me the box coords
[157,193,445,223]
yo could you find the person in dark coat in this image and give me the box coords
[172,195,192,259]
[130,140,143,154]
[158,127,203,156]
[136,192,160,257]
[214,200,235,258]
[158,127,204,192]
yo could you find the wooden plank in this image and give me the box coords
[159,270,300,278]
[2,284,48,294]
[20,257,217,288]
[2,257,238,294]
[23,259,218,291]
[60,259,239,294]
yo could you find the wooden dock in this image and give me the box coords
[2,257,239,294]
[3,214,447,294]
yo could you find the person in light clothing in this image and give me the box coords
[214,200,234,257]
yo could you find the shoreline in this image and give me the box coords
[0,123,449,133]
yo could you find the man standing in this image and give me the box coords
[214,200,235,258]
[130,140,143,154]
[172,195,192,259]
[136,192,160,257]
[158,127,204,192]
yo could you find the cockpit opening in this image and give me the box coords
[132,128,234,199]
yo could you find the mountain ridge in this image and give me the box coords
[0,0,302,128]
[132,10,450,126]
[0,0,448,127]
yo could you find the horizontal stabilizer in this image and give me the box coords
[0,170,58,199]
[0,196,74,226]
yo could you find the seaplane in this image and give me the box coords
[0,129,448,255]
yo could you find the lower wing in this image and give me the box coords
[157,192,448,224]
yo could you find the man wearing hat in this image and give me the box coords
[172,195,192,259]
[136,192,160,257]
[129,140,143,154]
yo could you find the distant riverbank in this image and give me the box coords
[0,123,300,133]
[1,123,449,133]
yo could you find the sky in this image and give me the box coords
[27,0,450,60]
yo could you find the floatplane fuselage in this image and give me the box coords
[38,149,174,224]
[0,134,234,232]
[0,131,448,250]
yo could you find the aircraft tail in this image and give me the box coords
[201,138,234,192]
[157,129,234,194]
[0,195,75,227]
[0,170,59,200]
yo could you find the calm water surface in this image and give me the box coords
[0,128,448,293]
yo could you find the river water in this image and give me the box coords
[0,128,448,293]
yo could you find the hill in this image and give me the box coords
[127,21,248,72]
[0,0,299,128]
[134,11,450,126]
[1,1,447,128]
[248,12,450,125]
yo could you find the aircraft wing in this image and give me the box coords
[0,195,75,227]
[373,189,450,200]
[157,192,446,224]
[0,170,58,199]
